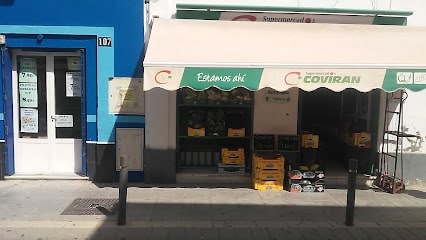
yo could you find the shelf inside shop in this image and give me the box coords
[178,103,253,108]
[176,87,254,171]
[179,136,251,140]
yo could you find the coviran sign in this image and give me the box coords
[144,67,426,92]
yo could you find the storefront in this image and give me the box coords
[143,6,426,189]
[0,1,145,182]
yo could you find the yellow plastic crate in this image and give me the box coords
[253,169,284,180]
[253,179,283,190]
[253,154,285,170]
[222,156,245,165]
[302,134,319,148]
[188,127,205,137]
[352,132,371,148]
[222,148,244,158]
[228,128,245,137]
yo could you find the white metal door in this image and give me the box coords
[12,50,82,174]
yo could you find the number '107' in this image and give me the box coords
[98,37,112,47]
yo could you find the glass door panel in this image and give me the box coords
[17,56,48,139]
[54,56,81,139]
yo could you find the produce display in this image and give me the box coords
[182,87,252,105]
[206,109,226,136]
[183,88,206,104]
[186,110,206,129]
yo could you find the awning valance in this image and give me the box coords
[143,18,426,92]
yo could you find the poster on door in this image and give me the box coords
[20,108,38,133]
[55,115,73,128]
[19,58,38,83]
[19,82,38,108]
[66,72,81,97]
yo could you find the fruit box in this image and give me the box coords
[222,156,245,165]
[302,134,319,148]
[222,148,244,158]
[253,179,283,190]
[290,183,325,193]
[253,169,284,181]
[187,127,205,137]
[352,132,371,148]
[228,128,245,137]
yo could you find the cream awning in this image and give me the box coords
[144,18,426,92]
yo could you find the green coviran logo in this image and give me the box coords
[285,72,361,85]
[304,75,360,83]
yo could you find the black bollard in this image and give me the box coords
[117,155,128,225]
[345,158,358,226]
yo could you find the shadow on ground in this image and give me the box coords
[82,201,426,239]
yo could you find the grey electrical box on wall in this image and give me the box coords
[116,128,144,171]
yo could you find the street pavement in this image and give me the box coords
[0,179,425,240]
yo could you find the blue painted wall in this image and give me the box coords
[0,0,145,142]
[0,0,144,77]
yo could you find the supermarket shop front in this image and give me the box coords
[142,18,426,189]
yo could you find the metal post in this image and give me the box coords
[345,158,358,226]
[117,155,128,226]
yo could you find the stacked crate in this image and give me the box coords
[218,148,245,174]
[300,133,319,169]
[252,154,285,190]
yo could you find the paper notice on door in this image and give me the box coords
[67,57,81,71]
[66,72,81,97]
[20,108,38,133]
[55,115,73,128]
[19,58,38,83]
[19,82,38,108]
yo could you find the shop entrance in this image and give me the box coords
[12,50,83,174]
[299,88,371,174]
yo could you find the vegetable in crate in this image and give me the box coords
[206,88,223,104]
[230,88,251,104]
[206,109,226,136]
[187,110,206,129]
[183,88,197,103]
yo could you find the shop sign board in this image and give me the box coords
[109,77,144,114]
[144,67,426,93]
[220,12,375,24]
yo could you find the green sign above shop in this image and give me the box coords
[180,68,263,90]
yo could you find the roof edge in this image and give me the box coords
[176,4,413,16]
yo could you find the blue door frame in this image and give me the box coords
[2,34,96,175]
[1,47,14,175]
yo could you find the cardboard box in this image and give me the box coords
[288,169,325,180]
[302,134,319,148]
[253,179,283,190]
[290,183,325,193]
[188,127,205,137]
[352,132,371,148]
[228,128,245,137]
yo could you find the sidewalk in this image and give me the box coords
[0,179,425,240]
